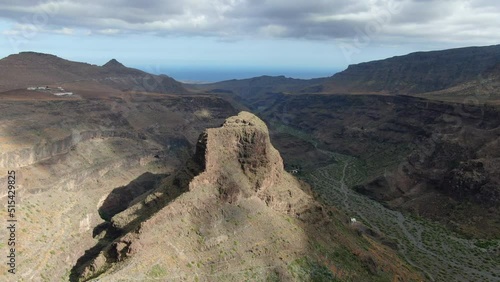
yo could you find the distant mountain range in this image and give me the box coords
[194,44,500,104]
[0,51,187,94]
[3,44,500,102]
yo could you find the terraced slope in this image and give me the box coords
[304,160,499,282]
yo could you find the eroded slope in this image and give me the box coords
[0,93,237,281]
[73,112,421,281]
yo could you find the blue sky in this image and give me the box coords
[1,0,499,81]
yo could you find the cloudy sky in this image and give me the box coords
[1,0,499,81]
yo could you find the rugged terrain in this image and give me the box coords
[190,44,500,281]
[319,44,500,96]
[194,44,500,105]
[0,89,237,280]
[1,46,499,281]
[71,112,420,281]
[227,92,500,239]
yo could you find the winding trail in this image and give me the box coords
[339,162,350,210]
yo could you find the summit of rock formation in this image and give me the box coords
[189,111,297,206]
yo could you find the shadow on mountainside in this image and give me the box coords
[69,155,203,281]
[98,172,169,221]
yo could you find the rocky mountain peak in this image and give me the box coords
[190,111,286,203]
[75,111,312,280]
[103,58,126,69]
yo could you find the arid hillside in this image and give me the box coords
[0,90,237,281]
[414,62,500,105]
[0,52,187,94]
[72,112,421,282]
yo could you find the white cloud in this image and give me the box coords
[96,28,121,35]
[54,27,73,35]
[259,24,288,37]
[0,0,498,45]
[1,28,20,35]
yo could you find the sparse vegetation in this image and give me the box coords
[147,264,168,278]
[288,256,339,282]
[302,154,500,281]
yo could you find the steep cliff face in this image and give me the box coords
[414,61,500,103]
[320,44,500,95]
[73,112,421,282]
[0,130,140,169]
[190,112,293,206]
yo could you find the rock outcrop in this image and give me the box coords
[189,112,310,211]
[72,112,319,281]
[72,112,420,282]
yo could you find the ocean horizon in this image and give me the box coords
[135,66,339,84]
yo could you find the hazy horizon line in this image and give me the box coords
[133,65,339,83]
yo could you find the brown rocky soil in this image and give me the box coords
[71,112,422,281]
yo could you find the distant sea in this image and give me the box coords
[136,66,339,84]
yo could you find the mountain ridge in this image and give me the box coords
[0,51,188,94]
[320,44,500,95]
[190,44,500,105]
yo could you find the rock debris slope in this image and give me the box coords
[73,112,421,281]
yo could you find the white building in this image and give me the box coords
[54,92,73,96]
